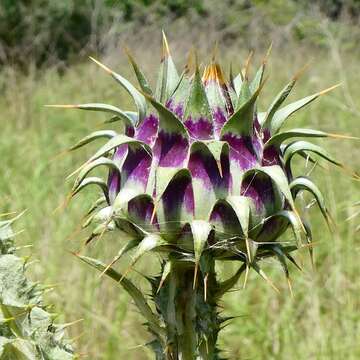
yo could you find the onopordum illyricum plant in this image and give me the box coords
[49,34,356,359]
[0,212,75,359]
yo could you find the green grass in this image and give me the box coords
[1,43,359,359]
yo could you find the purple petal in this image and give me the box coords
[184,116,213,140]
[153,130,189,167]
[262,128,271,142]
[210,201,242,235]
[125,125,135,137]
[255,217,288,243]
[254,113,261,132]
[188,149,229,193]
[108,145,128,203]
[166,98,184,119]
[222,134,258,171]
[135,114,159,146]
[108,171,120,204]
[128,196,154,225]
[161,173,194,222]
[213,107,227,139]
[121,146,152,190]
[252,131,263,158]
[241,174,274,213]
[262,145,281,166]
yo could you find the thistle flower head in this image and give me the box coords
[51,33,349,288]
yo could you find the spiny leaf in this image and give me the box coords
[89,57,147,123]
[262,64,309,130]
[75,254,163,336]
[46,103,137,128]
[100,239,140,277]
[233,74,242,96]
[221,79,265,137]
[245,165,295,209]
[72,157,120,191]
[121,234,167,282]
[269,84,340,134]
[224,196,252,237]
[87,134,151,165]
[252,262,280,293]
[190,220,213,288]
[156,261,172,293]
[284,141,341,167]
[249,43,272,93]
[104,111,138,125]
[266,128,358,147]
[143,93,188,136]
[69,130,117,151]
[155,31,179,103]
[290,176,332,228]
[214,263,246,300]
[125,47,153,96]
[266,210,304,248]
[183,65,212,128]
[71,177,109,202]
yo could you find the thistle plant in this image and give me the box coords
[0,212,75,359]
[49,34,356,359]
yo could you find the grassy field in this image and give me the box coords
[1,38,359,359]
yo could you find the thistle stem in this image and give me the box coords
[154,259,221,360]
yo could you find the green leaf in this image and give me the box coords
[76,255,163,336]
[183,66,212,123]
[101,239,141,275]
[269,84,340,134]
[214,263,246,299]
[70,130,117,151]
[90,57,147,123]
[265,128,329,147]
[126,234,167,272]
[156,261,172,293]
[262,76,298,130]
[265,210,304,248]
[221,80,264,137]
[83,206,113,228]
[87,134,151,164]
[126,48,153,96]
[145,94,188,137]
[244,165,295,209]
[290,176,331,226]
[270,245,290,277]
[224,196,252,237]
[71,177,108,201]
[86,221,115,244]
[72,157,120,192]
[190,220,212,265]
[284,141,340,167]
[250,65,265,94]
[104,111,138,126]
[233,73,243,96]
[155,31,179,103]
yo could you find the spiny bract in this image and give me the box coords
[50,34,351,358]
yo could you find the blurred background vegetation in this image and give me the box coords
[1,0,360,68]
[0,0,359,359]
